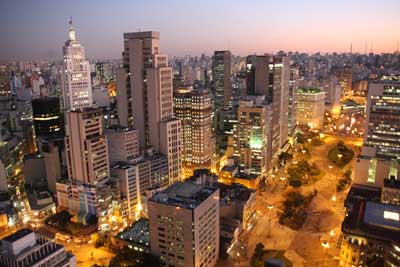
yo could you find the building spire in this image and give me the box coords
[69,16,76,41]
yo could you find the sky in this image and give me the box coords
[1,0,399,60]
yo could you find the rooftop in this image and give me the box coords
[298,87,323,94]
[2,229,33,243]
[150,181,217,209]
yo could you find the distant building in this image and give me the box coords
[381,177,400,205]
[174,87,214,178]
[0,229,76,267]
[213,51,232,133]
[288,64,299,137]
[148,181,220,267]
[61,19,92,111]
[296,88,325,129]
[112,218,150,253]
[32,97,62,137]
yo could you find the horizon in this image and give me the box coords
[1,0,400,61]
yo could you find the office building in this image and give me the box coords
[148,181,220,267]
[296,88,325,129]
[174,87,214,178]
[336,66,353,95]
[61,19,92,111]
[0,229,76,267]
[117,31,182,184]
[105,126,139,163]
[288,64,299,137]
[212,51,232,132]
[270,56,290,154]
[233,96,272,175]
[355,82,400,187]
[111,150,169,220]
[246,55,269,96]
[32,97,63,137]
[56,108,111,221]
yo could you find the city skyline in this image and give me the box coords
[1,0,400,61]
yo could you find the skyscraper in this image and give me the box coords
[270,55,290,155]
[234,96,272,175]
[246,55,269,96]
[61,19,92,111]
[212,51,232,132]
[117,31,182,184]
[32,97,63,137]
[148,181,220,267]
[56,108,112,222]
[288,64,299,137]
[173,87,214,178]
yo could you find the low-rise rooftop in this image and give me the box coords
[150,181,217,209]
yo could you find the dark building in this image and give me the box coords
[32,97,63,137]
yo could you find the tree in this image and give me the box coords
[251,243,265,267]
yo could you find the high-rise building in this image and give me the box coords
[0,66,11,97]
[174,87,214,178]
[270,55,290,155]
[336,66,353,96]
[296,88,325,129]
[32,97,63,137]
[105,126,139,163]
[355,82,400,186]
[148,181,220,267]
[234,96,272,175]
[212,51,232,132]
[61,19,92,111]
[56,108,111,222]
[0,229,76,267]
[288,64,299,137]
[117,31,182,184]
[363,83,400,159]
[246,55,269,96]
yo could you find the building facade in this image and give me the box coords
[174,88,214,178]
[117,31,182,184]
[32,97,63,137]
[61,20,92,111]
[0,229,76,267]
[148,181,220,267]
[296,88,325,129]
[233,96,272,175]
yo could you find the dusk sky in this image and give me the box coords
[1,0,399,60]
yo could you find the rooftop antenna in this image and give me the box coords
[370,41,373,54]
[397,40,399,53]
[350,43,352,54]
[69,16,72,26]
[138,27,141,32]
[365,41,368,54]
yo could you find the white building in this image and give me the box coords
[0,229,76,267]
[61,19,92,111]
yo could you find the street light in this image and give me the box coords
[330,229,335,241]
[332,195,337,207]
[267,205,274,238]
[338,153,343,161]
[321,241,330,267]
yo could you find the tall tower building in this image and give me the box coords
[61,19,92,111]
[355,82,400,187]
[212,51,232,132]
[246,55,269,96]
[117,31,182,184]
[270,56,290,156]
[174,87,214,178]
[288,64,299,137]
[57,108,112,221]
[148,181,220,267]
[234,96,272,175]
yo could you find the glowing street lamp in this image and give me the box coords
[338,153,343,161]
[330,229,335,241]
[267,205,274,238]
[321,241,330,267]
